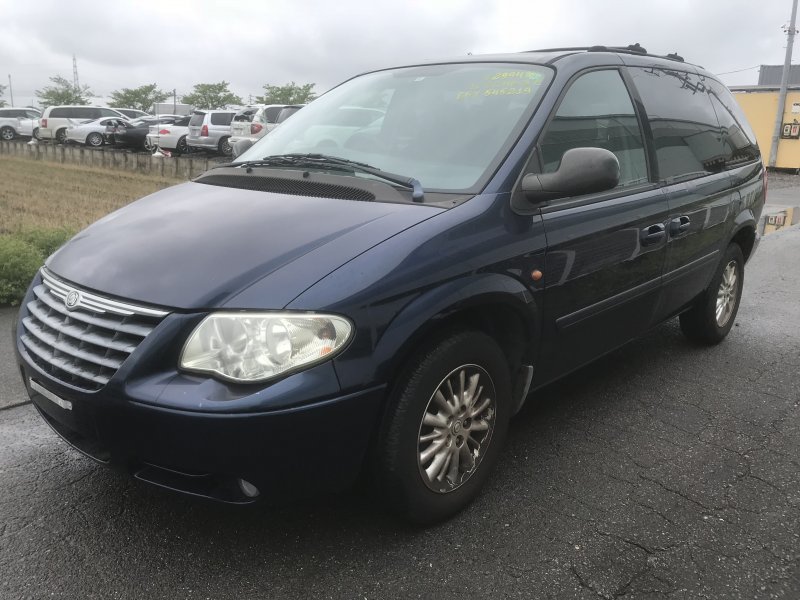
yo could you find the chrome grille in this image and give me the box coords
[20,268,169,391]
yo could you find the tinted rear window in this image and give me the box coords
[0,109,24,117]
[49,107,69,118]
[189,113,205,126]
[210,112,234,126]
[706,79,761,167]
[629,68,726,181]
[175,116,191,126]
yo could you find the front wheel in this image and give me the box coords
[0,126,15,141]
[679,243,744,345]
[375,330,511,524]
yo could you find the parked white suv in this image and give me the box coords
[228,105,286,148]
[187,110,236,155]
[39,106,128,143]
[0,107,41,140]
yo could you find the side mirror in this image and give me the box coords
[522,147,620,203]
[232,138,254,159]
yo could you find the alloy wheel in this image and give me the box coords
[715,260,738,327]
[417,364,496,493]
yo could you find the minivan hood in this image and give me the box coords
[47,181,443,310]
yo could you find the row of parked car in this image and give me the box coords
[0,103,305,156]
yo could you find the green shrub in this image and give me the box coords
[0,235,44,306]
[16,228,76,259]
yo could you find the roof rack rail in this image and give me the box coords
[525,44,687,63]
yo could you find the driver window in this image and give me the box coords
[539,70,648,187]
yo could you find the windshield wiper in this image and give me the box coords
[219,153,425,202]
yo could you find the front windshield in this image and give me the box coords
[235,63,552,192]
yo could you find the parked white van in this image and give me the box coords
[39,106,128,143]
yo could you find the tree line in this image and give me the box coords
[7,77,317,110]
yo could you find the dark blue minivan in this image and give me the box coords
[15,46,765,523]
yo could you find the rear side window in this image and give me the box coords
[264,106,283,123]
[49,108,68,118]
[276,106,302,123]
[705,79,761,167]
[189,113,205,126]
[99,108,120,117]
[71,107,97,119]
[539,69,648,187]
[629,68,726,181]
[210,112,234,126]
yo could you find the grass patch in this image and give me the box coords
[0,156,183,305]
[0,155,182,233]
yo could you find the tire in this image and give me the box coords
[679,243,745,345]
[176,135,188,155]
[219,136,232,157]
[55,128,67,144]
[33,127,40,140]
[374,330,512,524]
[143,136,155,152]
[0,126,15,141]
[86,132,103,147]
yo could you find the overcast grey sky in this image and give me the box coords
[0,0,795,107]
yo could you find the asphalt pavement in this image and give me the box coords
[1,226,799,599]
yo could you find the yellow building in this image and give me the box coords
[732,85,800,169]
[762,205,798,234]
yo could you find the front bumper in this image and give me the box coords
[15,287,385,503]
[21,369,384,503]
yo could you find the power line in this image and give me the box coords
[716,65,760,76]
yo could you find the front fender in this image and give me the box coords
[332,272,540,392]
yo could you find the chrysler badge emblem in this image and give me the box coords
[65,290,80,309]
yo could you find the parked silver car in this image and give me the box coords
[187,110,236,155]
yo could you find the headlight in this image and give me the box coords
[180,312,353,383]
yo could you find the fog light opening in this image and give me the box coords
[238,478,260,498]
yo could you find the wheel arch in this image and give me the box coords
[361,273,540,399]
[729,216,757,263]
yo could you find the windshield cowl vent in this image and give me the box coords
[195,173,377,202]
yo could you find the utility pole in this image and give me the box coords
[7,74,13,106]
[173,88,177,113]
[72,54,80,91]
[769,0,799,167]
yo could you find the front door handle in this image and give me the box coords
[640,223,666,246]
[670,215,691,235]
